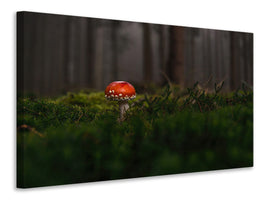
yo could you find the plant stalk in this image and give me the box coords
[119,101,129,121]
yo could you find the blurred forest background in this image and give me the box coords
[17,12,253,96]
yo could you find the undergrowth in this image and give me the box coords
[17,82,253,188]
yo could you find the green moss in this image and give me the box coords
[17,83,253,188]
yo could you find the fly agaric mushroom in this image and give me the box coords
[105,81,136,121]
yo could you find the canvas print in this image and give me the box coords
[17,11,253,188]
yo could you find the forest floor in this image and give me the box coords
[17,82,253,188]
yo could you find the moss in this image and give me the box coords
[17,83,253,188]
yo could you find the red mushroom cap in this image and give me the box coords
[105,81,136,101]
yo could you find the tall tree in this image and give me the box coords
[159,25,167,74]
[230,31,240,90]
[85,19,95,88]
[168,26,185,86]
[111,21,119,80]
[143,23,153,82]
[94,23,104,90]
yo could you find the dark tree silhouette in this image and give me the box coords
[168,26,185,86]
[111,21,119,80]
[143,23,153,82]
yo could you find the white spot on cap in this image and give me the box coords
[119,94,122,96]
[109,90,112,93]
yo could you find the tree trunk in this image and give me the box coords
[143,23,153,82]
[111,21,119,80]
[94,25,104,90]
[230,32,239,90]
[86,19,95,88]
[168,26,185,86]
[159,25,167,76]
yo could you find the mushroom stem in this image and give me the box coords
[118,101,129,121]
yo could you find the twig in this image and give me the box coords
[160,71,174,98]
[75,111,83,124]
[23,106,48,118]
[17,124,45,138]
[23,106,40,116]
[203,75,213,88]
[197,101,203,113]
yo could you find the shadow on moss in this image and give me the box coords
[17,82,253,188]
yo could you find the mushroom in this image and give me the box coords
[105,81,136,121]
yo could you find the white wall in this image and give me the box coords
[1,0,267,200]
